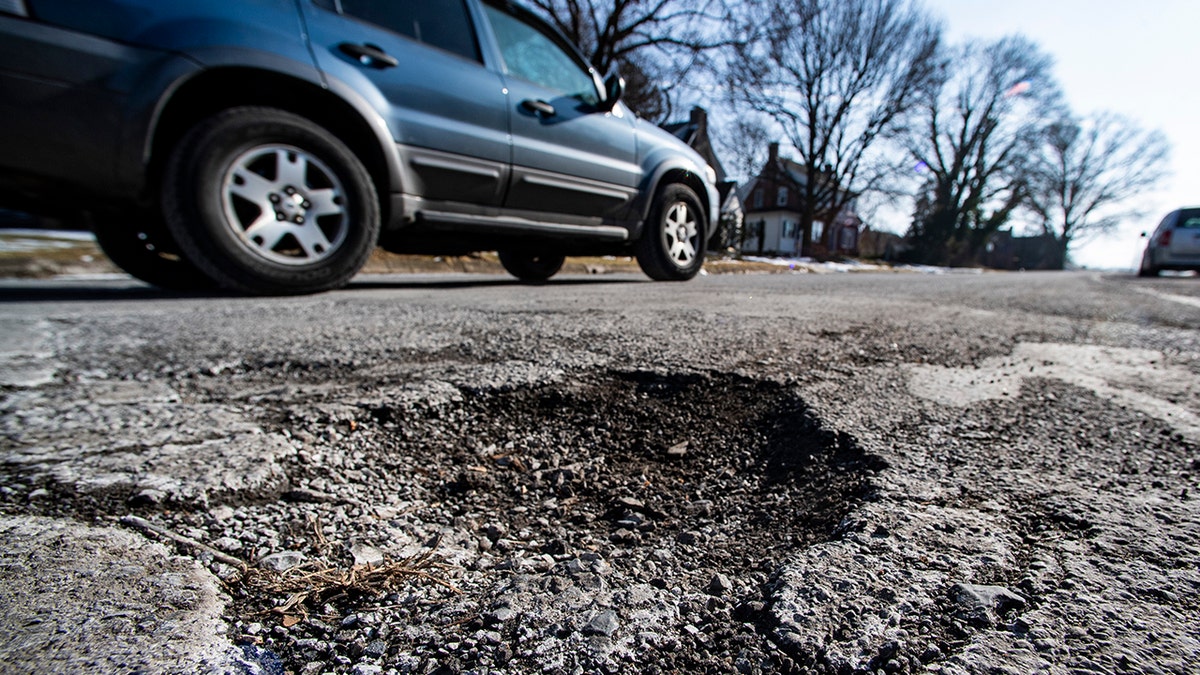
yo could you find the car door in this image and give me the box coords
[476,1,641,220]
[0,2,158,196]
[301,0,511,206]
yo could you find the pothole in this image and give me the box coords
[357,370,885,573]
[3,369,886,673]
[216,370,887,673]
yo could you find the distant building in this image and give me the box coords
[739,143,861,258]
[983,229,1064,270]
[858,226,906,261]
[660,107,743,252]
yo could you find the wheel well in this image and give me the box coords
[149,68,392,226]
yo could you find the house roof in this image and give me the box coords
[736,180,754,203]
[777,158,813,189]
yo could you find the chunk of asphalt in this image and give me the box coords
[583,609,620,637]
[0,515,240,672]
[950,583,1027,628]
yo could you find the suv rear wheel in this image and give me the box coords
[498,250,566,282]
[91,212,214,291]
[635,183,706,281]
[162,107,379,295]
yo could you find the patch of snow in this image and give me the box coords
[0,229,95,253]
[742,256,899,274]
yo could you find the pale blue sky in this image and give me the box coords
[923,0,1200,268]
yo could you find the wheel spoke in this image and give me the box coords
[243,214,291,251]
[294,223,333,259]
[276,149,309,188]
[227,168,277,209]
[307,188,345,218]
[671,239,696,262]
[667,205,684,227]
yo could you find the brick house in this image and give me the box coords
[739,143,861,258]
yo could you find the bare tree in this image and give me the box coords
[1023,112,1170,268]
[727,0,941,253]
[526,0,735,121]
[905,36,1064,266]
[711,115,773,184]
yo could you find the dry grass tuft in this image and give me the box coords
[243,536,460,620]
[120,513,458,623]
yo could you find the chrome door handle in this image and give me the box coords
[338,42,398,69]
[521,99,556,117]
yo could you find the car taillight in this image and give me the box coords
[1159,230,1172,247]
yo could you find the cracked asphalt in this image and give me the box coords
[1,270,1198,674]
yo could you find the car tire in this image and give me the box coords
[162,107,379,295]
[634,183,706,281]
[91,213,214,291]
[498,250,566,281]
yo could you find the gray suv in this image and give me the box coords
[0,0,718,293]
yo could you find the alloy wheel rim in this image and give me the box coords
[664,201,698,267]
[221,144,349,266]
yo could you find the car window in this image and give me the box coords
[1177,210,1200,229]
[335,0,480,62]
[482,5,599,105]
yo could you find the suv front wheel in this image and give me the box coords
[162,107,379,295]
[635,183,706,281]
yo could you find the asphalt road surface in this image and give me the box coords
[1,270,1198,674]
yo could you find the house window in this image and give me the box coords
[776,187,788,206]
[840,225,857,250]
[753,190,763,209]
[812,220,825,243]
[782,220,796,239]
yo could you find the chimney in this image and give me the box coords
[768,142,779,163]
[689,106,707,133]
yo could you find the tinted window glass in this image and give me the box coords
[1178,210,1200,229]
[483,5,597,104]
[338,0,479,61]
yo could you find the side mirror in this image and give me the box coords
[600,69,625,111]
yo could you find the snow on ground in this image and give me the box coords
[0,229,95,253]
[741,255,970,275]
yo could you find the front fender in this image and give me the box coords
[124,55,406,208]
[639,157,719,228]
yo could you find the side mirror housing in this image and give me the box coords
[600,69,625,112]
